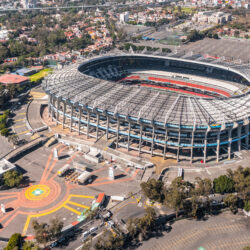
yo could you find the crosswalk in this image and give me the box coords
[63,194,94,215]
[31,133,40,140]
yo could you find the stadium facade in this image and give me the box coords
[43,53,250,163]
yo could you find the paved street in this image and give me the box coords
[0,135,13,158]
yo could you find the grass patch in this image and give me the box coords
[29,68,53,82]
[174,7,196,14]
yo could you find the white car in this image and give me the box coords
[81,231,90,242]
[89,226,98,234]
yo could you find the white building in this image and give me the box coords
[21,0,36,9]
[120,12,130,23]
[0,159,16,177]
[192,11,232,24]
[0,30,8,40]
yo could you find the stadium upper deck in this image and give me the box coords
[43,52,250,163]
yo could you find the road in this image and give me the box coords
[0,135,13,159]
[0,1,177,12]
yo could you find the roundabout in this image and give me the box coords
[24,184,50,201]
[0,143,141,238]
[19,180,61,209]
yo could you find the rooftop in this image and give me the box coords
[0,159,16,176]
[0,74,29,84]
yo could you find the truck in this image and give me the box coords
[110,196,125,202]
[76,171,93,185]
[57,164,71,177]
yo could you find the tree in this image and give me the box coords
[130,207,157,241]
[183,195,201,218]
[8,134,19,145]
[165,188,185,218]
[224,194,238,213]
[32,217,63,245]
[0,45,8,63]
[229,167,249,200]
[22,241,40,250]
[5,233,21,250]
[94,230,124,250]
[81,236,92,250]
[194,177,212,196]
[3,170,23,188]
[127,218,137,239]
[140,178,164,202]
[0,127,9,136]
[244,200,250,212]
[187,29,205,42]
[49,217,63,240]
[213,175,234,194]
[213,33,219,39]
[32,219,50,245]
[164,177,193,217]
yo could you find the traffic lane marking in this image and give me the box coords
[22,191,89,235]
[15,118,25,122]
[63,204,82,215]
[40,144,63,182]
[70,194,95,199]
[67,201,90,209]
[22,197,70,235]
[17,130,29,136]
[14,124,26,129]
[43,145,68,181]
[16,112,26,116]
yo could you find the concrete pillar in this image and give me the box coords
[176,129,181,162]
[127,122,131,151]
[245,123,249,148]
[204,131,208,164]
[78,107,82,135]
[151,126,155,156]
[56,98,60,125]
[96,113,100,141]
[139,124,143,156]
[106,116,109,140]
[190,131,194,163]
[87,111,90,139]
[163,128,168,160]
[116,118,120,149]
[62,101,66,129]
[70,104,73,132]
[216,131,221,163]
[48,95,52,116]
[228,129,232,160]
[237,125,242,151]
[51,96,55,121]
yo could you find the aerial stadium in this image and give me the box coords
[43,51,250,163]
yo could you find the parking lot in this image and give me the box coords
[138,212,250,250]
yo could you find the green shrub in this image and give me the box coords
[0,127,9,136]
[244,200,250,212]
[213,175,234,194]
[5,233,21,250]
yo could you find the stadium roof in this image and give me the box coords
[43,53,250,128]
